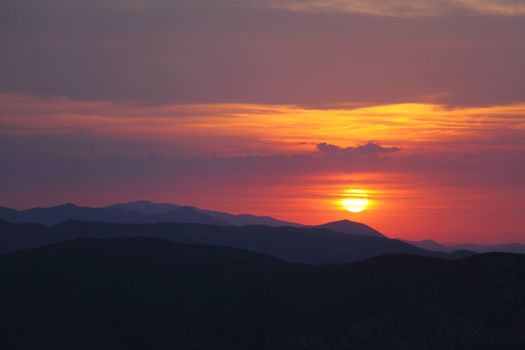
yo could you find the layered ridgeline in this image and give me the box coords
[0,202,397,237]
[0,201,299,227]
[3,202,523,255]
[407,239,525,255]
[1,238,525,350]
[0,220,471,263]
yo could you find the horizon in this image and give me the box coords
[2,199,523,246]
[1,0,524,244]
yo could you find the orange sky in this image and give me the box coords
[1,93,524,243]
[1,0,524,244]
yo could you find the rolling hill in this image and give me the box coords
[314,219,386,238]
[0,220,471,263]
[1,238,524,350]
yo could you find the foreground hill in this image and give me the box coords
[0,220,470,263]
[1,238,524,350]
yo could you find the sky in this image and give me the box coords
[1,0,524,243]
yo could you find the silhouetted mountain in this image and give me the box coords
[148,206,228,225]
[0,206,18,218]
[449,243,525,254]
[0,203,146,225]
[203,209,300,227]
[0,220,471,263]
[107,200,300,227]
[1,238,524,350]
[108,200,182,214]
[0,203,227,226]
[315,219,386,238]
[405,239,450,252]
[407,239,525,255]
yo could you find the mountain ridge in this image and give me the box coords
[108,200,301,227]
[314,219,386,238]
[0,219,473,263]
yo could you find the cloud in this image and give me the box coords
[316,142,401,155]
[1,1,524,107]
[273,0,525,17]
[1,93,524,157]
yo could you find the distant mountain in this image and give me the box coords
[108,200,300,227]
[107,200,182,214]
[406,239,525,255]
[0,203,228,226]
[405,239,450,252]
[1,238,524,350]
[448,243,525,255]
[148,207,228,225]
[202,209,300,227]
[0,220,472,263]
[315,219,386,238]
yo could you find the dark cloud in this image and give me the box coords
[316,142,401,155]
[0,0,523,106]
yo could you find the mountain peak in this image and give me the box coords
[53,203,78,209]
[316,219,386,238]
[127,200,155,205]
[332,219,357,224]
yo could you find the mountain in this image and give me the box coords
[201,209,300,227]
[108,200,300,227]
[107,200,182,214]
[1,238,524,350]
[407,240,525,255]
[448,243,525,255]
[0,206,18,219]
[405,239,450,252]
[0,220,472,263]
[0,203,227,226]
[147,206,228,225]
[315,219,386,238]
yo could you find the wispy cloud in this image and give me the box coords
[272,0,525,17]
[316,142,401,155]
[1,93,523,156]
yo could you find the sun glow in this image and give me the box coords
[341,189,370,213]
[342,198,369,213]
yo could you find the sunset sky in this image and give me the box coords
[1,0,524,243]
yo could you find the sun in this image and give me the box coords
[341,198,369,213]
[341,188,370,213]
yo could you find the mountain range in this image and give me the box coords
[407,239,525,255]
[0,201,299,227]
[1,201,523,256]
[0,220,472,263]
[2,237,524,350]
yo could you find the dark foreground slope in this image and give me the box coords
[0,220,471,263]
[1,238,524,350]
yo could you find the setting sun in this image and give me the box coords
[341,198,369,213]
[341,188,371,213]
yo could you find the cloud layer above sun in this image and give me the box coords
[1,93,523,156]
[271,0,525,17]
